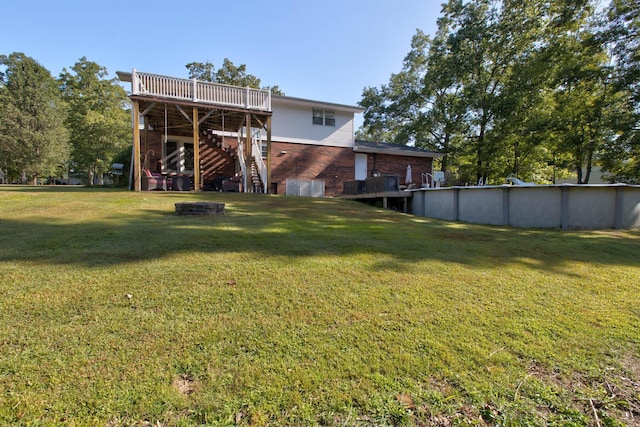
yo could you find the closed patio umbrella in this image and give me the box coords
[405,164,412,184]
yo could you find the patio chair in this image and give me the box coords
[142,169,167,191]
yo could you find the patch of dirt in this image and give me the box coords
[172,374,196,396]
[524,355,640,426]
[612,353,640,426]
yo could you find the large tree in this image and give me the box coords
[186,58,283,95]
[357,28,468,177]
[599,0,640,183]
[357,0,623,185]
[59,58,130,184]
[547,22,622,184]
[0,52,69,184]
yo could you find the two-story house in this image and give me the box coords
[117,70,439,196]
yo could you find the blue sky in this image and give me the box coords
[3,0,441,126]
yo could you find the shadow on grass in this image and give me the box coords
[0,204,640,280]
[0,184,123,192]
[0,187,638,274]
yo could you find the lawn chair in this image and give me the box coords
[142,169,167,191]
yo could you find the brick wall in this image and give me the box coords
[138,129,434,195]
[269,142,355,196]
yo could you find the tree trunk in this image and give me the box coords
[584,149,593,184]
[476,122,486,185]
[513,140,519,178]
[576,165,584,184]
[441,133,450,173]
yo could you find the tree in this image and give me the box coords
[0,52,69,184]
[186,59,283,94]
[358,0,613,185]
[608,0,640,103]
[59,58,130,184]
[547,29,616,183]
[417,23,469,178]
[599,0,640,183]
[357,34,428,146]
[357,27,469,178]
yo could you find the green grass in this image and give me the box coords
[0,186,638,426]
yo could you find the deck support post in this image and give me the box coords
[245,112,252,193]
[193,107,200,191]
[266,116,272,193]
[132,100,141,192]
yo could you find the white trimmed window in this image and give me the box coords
[312,109,335,126]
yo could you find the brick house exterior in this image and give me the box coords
[118,70,441,196]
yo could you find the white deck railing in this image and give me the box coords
[132,69,271,111]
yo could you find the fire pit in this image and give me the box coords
[175,202,225,216]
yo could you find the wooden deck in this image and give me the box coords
[118,69,273,193]
[119,70,272,112]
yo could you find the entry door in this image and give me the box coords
[355,154,367,180]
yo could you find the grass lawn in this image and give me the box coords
[0,186,639,426]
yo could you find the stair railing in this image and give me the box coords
[251,133,267,193]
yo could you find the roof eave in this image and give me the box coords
[353,145,443,158]
[271,94,364,113]
[117,71,132,83]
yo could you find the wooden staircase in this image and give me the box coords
[249,160,264,193]
[200,133,237,189]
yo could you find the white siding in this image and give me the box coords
[270,99,356,148]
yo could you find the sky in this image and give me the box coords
[2,0,442,127]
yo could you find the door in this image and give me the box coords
[355,153,367,180]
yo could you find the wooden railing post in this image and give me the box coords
[192,78,198,102]
[132,69,139,95]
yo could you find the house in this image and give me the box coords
[117,70,440,196]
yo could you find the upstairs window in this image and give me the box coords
[313,109,335,126]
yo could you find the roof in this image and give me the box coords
[271,94,364,114]
[116,71,132,82]
[353,140,443,158]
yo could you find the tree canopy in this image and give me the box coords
[0,53,69,183]
[186,58,284,95]
[358,0,639,184]
[59,57,131,184]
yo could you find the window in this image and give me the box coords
[312,109,324,125]
[312,109,335,126]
